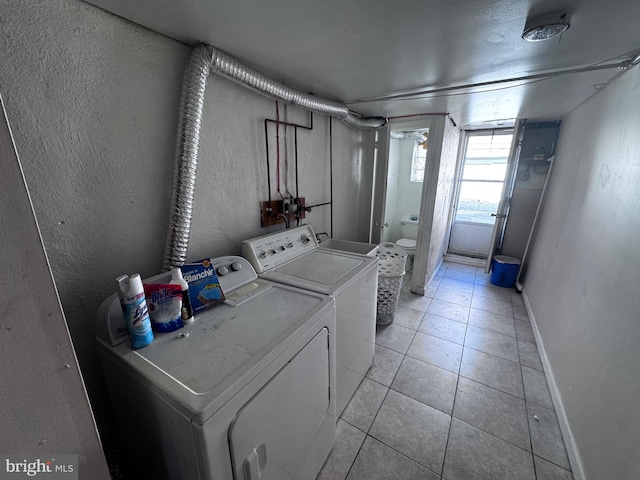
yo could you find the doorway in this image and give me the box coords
[370,117,438,246]
[447,129,513,258]
[371,115,455,295]
[380,127,429,244]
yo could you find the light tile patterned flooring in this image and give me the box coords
[317,261,573,480]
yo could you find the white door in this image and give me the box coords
[229,328,332,480]
[484,121,525,272]
[447,129,514,259]
[370,125,390,244]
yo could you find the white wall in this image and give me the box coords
[0,97,109,478]
[382,137,422,243]
[502,154,552,260]
[413,116,459,292]
[381,138,400,243]
[425,117,459,278]
[524,65,640,480]
[0,0,375,469]
[395,138,423,228]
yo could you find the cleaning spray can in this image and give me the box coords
[116,273,154,349]
[171,267,194,324]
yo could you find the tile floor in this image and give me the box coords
[316,261,573,480]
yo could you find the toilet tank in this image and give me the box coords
[400,213,419,239]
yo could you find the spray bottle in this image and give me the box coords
[171,267,194,324]
[116,273,154,349]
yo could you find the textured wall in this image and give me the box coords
[501,149,553,261]
[381,138,400,243]
[395,138,423,229]
[0,97,109,478]
[426,117,459,277]
[411,116,459,294]
[524,65,640,480]
[0,0,375,464]
[382,137,422,243]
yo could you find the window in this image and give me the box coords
[410,134,428,182]
[454,131,513,224]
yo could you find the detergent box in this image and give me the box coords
[180,258,226,313]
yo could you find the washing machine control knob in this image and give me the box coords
[231,262,242,271]
[269,249,277,255]
[279,245,286,251]
[286,242,294,249]
[301,234,312,245]
[217,266,229,276]
[259,251,267,259]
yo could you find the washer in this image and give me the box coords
[242,225,377,417]
[96,256,336,480]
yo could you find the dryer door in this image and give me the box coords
[229,327,333,480]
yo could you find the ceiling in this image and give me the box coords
[85,0,640,128]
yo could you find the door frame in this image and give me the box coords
[370,115,446,293]
[484,120,525,272]
[370,117,440,244]
[445,127,516,260]
[370,125,390,244]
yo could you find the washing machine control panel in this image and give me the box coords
[242,224,319,273]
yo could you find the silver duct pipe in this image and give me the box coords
[162,43,386,270]
[207,45,387,129]
[162,45,211,271]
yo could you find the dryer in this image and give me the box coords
[96,256,335,480]
[242,225,377,417]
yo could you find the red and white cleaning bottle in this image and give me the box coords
[171,267,194,324]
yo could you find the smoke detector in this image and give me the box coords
[522,11,571,42]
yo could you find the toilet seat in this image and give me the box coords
[395,238,416,251]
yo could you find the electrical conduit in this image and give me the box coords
[162,43,387,271]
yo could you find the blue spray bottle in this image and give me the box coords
[116,273,154,349]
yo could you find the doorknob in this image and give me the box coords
[383,222,389,227]
[491,213,506,219]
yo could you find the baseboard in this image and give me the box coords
[443,253,486,267]
[411,256,444,295]
[521,289,586,480]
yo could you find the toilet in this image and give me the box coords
[395,213,419,271]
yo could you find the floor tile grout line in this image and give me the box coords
[394,263,552,478]
[456,369,527,404]
[338,374,394,479]
[449,416,538,457]
[532,453,575,472]
[439,365,461,478]
[339,423,366,480]
[465,321,518,340]
[339,263,549,480]
[356,329,448,479]
[436,313,467,477]
[383,353,542,460]
[525,401,539,480]
[515,317,541,480]
[461,344,524,368]
[358,430,444,478]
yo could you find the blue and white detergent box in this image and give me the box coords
[180,258,226,313]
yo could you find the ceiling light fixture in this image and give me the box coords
[522,11,571,42]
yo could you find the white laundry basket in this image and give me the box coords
[376,243,407,326]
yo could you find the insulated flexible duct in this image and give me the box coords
[162,43,386,270]
[162,45,211,271]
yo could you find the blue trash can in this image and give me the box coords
[490,255,521,288]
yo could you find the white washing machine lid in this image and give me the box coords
[260,249,377,296]
[97,281,333,424]
[396,238,416,249]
